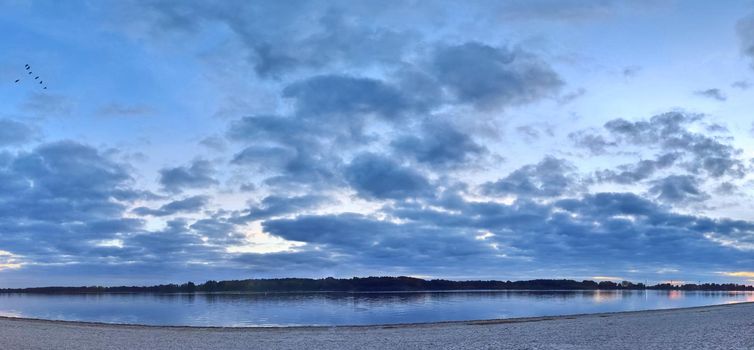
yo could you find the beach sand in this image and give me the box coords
[1,302,752,349]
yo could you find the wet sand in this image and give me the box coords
[1,302,752,349]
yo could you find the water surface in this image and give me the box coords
[0,290,751,326]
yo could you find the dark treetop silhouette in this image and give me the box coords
[2,277,752,294]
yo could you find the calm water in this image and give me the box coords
[0,290,752,327]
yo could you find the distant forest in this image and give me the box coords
[2,277,753,294]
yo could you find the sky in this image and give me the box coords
[2,1,754,287]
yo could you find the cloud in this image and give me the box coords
[622,65,642,78]
[430,42,562,109]
[282,74,422,121]
[236,195,331,222]
[694,88,726,101]
[96,103,153,117]
[557,88,586,105]
[496,0,620,22]
[133,195,209,217]
[198,136,227,152]
[345,153,432,200]
[136,2,411,78]
[731,80,751,90]
[516,124,554,141]
[227,115,313,144]
[482,156,579,198]
[246,190,754,277]
[595,153,678,184]
[159,159,218,193]
[9,0,754,286]
[737,12,754,68]
[576,112,746,179]
[21,92,74,117]
[0,119,35,146]
[234,250,344,276]
[0,141,145,262]
[262,213,494,268]
[231,145,296,169]
[391,121,486,168]
[648,175,709,204]
[569,130,617,155]
[2,140,753,283]
[226,115,340,188]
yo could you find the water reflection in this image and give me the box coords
[0,290,751,326]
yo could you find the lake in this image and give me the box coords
[0,290,751,327]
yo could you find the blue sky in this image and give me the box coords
[3,0,754,287]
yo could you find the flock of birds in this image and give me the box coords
[14,64,47,90]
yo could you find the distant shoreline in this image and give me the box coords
[2,276,752,294]
[1,288,752,296]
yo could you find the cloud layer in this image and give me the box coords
[2,1,754,286]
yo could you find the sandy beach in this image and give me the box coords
[0,302,752,349]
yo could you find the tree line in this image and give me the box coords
[1,277,752,294]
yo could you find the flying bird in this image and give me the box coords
[15,65,48,90]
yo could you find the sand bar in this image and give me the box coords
[1,302,753,349]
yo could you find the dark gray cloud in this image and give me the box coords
[283,74,422,121]
[482,157,578,198]
[557,88,586,105]
[568,130,617,155]
[345,153,432,200]
[227,115,340,188]
[649,175,709,204]
[262,213,494,269]
[715,182,737,195]
[243,190,754,277]
[159,159,218,193]
[516,124,554,141]
[694,88,726,101]
[0,141,144,262]
[198,136,227,152]
[705,123,728,133]
[0,119,35,146]
[2,141,754,283]
[234,250,342,272]
[96,103,153,117]
[231,145,297,169]
[190,216,248,246]
[576,112,746,179]
[391,121,486,168]
[497,0,618,21]
[227,115,316,145]
[737,12,754,68]
[431,42,563,109]
[133,195,209,217]
[137,1,411,78]
[21,92,74,117]
[595,153,679,184]
[236,194,332,222]
[731,80,751,90]
[622,65,642,78]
